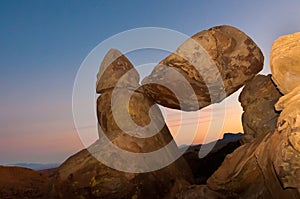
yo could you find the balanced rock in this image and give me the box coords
[54,49,194,199]
[142,25,264,111]
[271,32,300,94]
[239,74,282,143]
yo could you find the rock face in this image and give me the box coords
[206,84,300,198]
[239,74,282,143]
[271,32,300,94]
[274,85,300,188]
[0,166,51,199]
[53,49,194,199]
[142,25,264,111]
[205,32,300,198]
[176,185,224,199]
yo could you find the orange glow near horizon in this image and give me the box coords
[163,97,244,145]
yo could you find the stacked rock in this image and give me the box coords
[142,25,264,111]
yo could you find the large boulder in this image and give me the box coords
[239,74,282,143]
[142,25,264,111]
[270,32,300,94]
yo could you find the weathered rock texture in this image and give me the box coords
[206,88,300,199]
[176,185,224,199]
[239,74,282,143]
[274,85,300,188]
[205,32,300,198]
[271,32,300,94]
[142,25,264,111]
[53,49,194,199]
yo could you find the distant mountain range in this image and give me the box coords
[3,133,243,171]
[179,132,243,150]
[5,163,60,170]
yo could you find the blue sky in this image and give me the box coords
[1,0,300,164]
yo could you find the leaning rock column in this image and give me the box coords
[142,25,264,111]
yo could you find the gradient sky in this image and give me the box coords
[1,0,300,164]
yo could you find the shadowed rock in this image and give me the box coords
[239,74,282,143]
[206,87,300,199]
[176,185,224,199]
[142,25,264,111]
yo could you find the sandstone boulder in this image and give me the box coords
[270,32,300,94]
[239,74,282,143]
[142,25,264,111]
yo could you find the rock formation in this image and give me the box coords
[239,74,282,143]
[7,27,300,199]
[206,89,300,198]
[273,85,300,188]
[205,33,300,198]
[271,32,300,94]
[53,49,194,199]
[142,25,264,111]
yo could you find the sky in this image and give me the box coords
[1,0,300,164]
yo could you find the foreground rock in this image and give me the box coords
[0,166,51,199]
[176,185,224,199]
[206,90,300,198]
[53,49,194,199]
[274,85,300,188]
[239,75,282,143]
[270,32,300,94]
[142,25,263,111]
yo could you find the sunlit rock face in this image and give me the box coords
[239,74,282,144]
[271,32,300,94]
[53,49,194,199]
[142,25,264,111]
